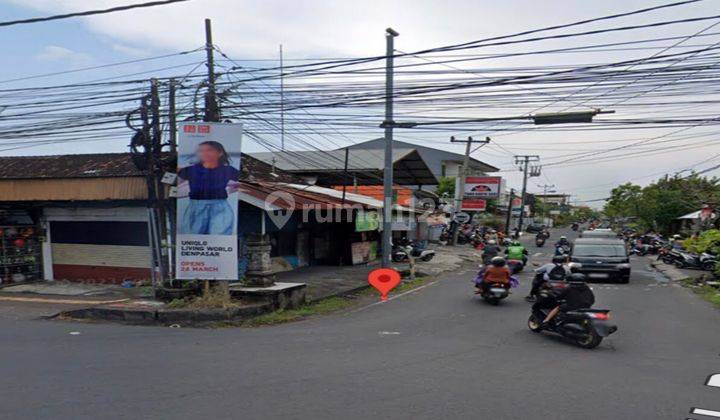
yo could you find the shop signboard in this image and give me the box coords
[461,199,486,211]
[355,210,380,232]
[176,122,242,280]
[464,176,502,198]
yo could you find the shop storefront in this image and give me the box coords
[0,209,43,285]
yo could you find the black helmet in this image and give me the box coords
[552,255,566,265]
[491,256,506,267]
[568,273,587,283]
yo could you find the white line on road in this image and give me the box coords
[707,374,720,388]
[692,408,720,418]
[349,280,439,313]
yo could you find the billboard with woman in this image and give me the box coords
[176,122,242,280]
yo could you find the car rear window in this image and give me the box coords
[573,244,626,257]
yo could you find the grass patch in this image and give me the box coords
[227,276,435,328]
[681,278,720,309]
[166,287,241,310]
[239,296,351,327]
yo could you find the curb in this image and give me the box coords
[57,301,273,327]
[648,259,692,282]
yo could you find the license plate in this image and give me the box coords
[589,273,609,279]
[490,288,507,294]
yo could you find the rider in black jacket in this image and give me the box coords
[540,273,595,328]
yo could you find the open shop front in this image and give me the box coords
[0,208,43,285]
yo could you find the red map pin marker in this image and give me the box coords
[368,268,401,301]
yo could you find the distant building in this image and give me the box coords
[534,193,570,206]
[343,138,498,180]
[250,138,499,190]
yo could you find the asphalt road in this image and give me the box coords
[1,228,719,420]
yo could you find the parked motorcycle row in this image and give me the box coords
[626,231,717,271]
[391,238,436,263]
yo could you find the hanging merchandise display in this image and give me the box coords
[0,225,42,285]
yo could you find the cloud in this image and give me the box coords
[111,43,152,58]
[35,45,92,64]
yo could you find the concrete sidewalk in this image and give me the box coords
[649,257,695,282]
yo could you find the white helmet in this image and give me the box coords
[487,240,496,245]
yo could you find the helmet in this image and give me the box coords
[560,235,567,240]
[552,255,566,265]
[487,239,496,245]
[512,240,521,246]
[491,256,506,267]
[673,234,681,239]
[568,273,587,283]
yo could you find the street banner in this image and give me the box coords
[511,197,523,215]
[464,176,502,198]
[176,122,242,280]
[461,199,486,211]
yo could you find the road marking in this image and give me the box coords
[707,374,720,388]
[350,280,439,313]
[69,331,81,336]
[378,331,401,335]
[691,408,720,417]
[0,296,129,305]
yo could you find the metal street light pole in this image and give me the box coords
[382,28,398,268]
[537,183,555,223]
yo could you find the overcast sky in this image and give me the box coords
[1,0,719,206]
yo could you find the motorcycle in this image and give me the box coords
[527,286,617,349]
[392,241,436,262]
[507,258,525,274]
[473,266,518,305]
[571,223,579,231]
[673,251,716,271]
[536,237,546,247]
[555,244,571,256]
[481,283,510,305]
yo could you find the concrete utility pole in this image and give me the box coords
[505,188,515,236]
[279,44,285,151]
[537,183,556,222]
[514,155,540,234]
[203,18,220,122]
[450,136,490,246]
[381,28,398,268]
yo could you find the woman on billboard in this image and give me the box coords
[177,141,240,235]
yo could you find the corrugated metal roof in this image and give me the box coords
[250,148,416,171]
[0,152,301,183]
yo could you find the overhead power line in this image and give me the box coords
[0,0,191,27]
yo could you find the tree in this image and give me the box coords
[602,174,720,233]
[437,176,455,198]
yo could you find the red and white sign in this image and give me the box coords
[464,176,502,198]
[461,199,487,211]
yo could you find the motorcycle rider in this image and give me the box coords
[526,255,569,301]
[540,273,595,328]
[505,240,529,265]
[482,239,502,265]
[476,256,511,294]
[554,235,571,256]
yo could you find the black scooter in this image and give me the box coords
[528,288,617,349]
[536,237,546,247]
[673,251,716,271]
[481,283,510,305]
